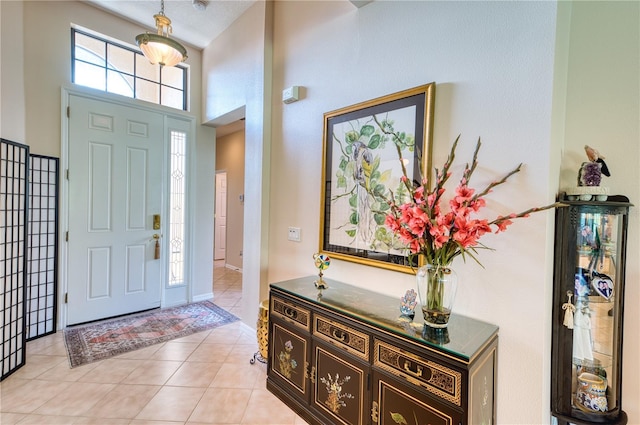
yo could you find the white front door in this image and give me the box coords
[66,94,165,325]
[214,172,227,261]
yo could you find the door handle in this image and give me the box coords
[152,233,161,259]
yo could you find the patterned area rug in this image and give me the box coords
[64,301,238,368]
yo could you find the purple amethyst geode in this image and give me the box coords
[579,162,602,186]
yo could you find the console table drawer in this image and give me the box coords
[313,314,369,360]
[373,339,462,407]
[271,296,311,330]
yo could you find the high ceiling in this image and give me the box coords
[83,0,367,133]
[85,0,255,49]
[84,0,253,132]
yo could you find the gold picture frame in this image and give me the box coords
[319,83,435,273]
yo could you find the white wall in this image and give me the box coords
[0,1,26,143]
[203,1,273,326]
[0,1,216,313]
[273,2,557,423]
[191,123,217,303]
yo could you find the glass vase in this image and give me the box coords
[416,263,458,328]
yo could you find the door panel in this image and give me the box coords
[67,94,164,325]
[214,172,227,260]
[88,247,110,299]
[372,371,461,425]
[269,318,311,403]
[312,342,368,425]
[127,148,148,230]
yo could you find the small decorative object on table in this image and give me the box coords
[376,135,560,328]
[399,289,417,320]
[313,252,331,289]
[564,145,611,201]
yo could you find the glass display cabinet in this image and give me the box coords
[551,196,632,425]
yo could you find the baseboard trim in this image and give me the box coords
[192,293,213,303]
[225,264,242,272]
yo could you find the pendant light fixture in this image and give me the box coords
[135,0,187,67]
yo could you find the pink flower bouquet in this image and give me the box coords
[384,135,559,269]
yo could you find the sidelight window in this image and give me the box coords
[169,130,186,286]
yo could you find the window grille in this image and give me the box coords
[71,28,188,111]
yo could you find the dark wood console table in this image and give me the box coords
[266,276,498,425]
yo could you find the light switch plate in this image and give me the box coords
[288,227,301,242]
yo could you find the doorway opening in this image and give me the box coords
[212,119,245,318]
[214,171,227,262]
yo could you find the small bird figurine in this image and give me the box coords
[584,145,611,177]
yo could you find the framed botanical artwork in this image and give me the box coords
[319,83,435,273]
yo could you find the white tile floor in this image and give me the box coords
[0,265,307,425]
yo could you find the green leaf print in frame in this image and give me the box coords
[319,83,435,273]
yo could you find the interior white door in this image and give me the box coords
[214,172,227,260]
[67,94,165,325]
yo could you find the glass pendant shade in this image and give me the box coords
[136,34,187,67]
[135,1,187,67]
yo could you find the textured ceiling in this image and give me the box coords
[85,0,255,49]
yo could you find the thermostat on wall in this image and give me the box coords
[282,86,300,104]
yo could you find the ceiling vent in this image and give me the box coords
[192,0,208,11]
